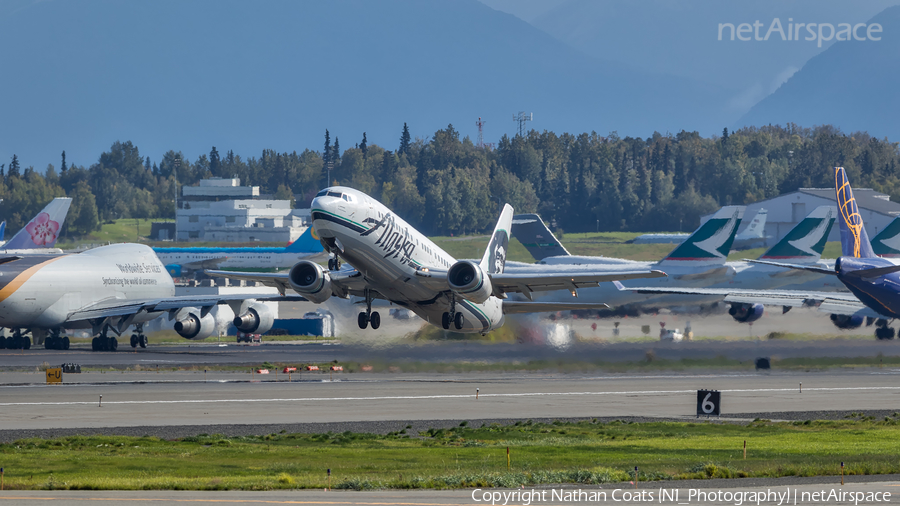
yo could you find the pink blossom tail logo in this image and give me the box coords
[26,212,60,247]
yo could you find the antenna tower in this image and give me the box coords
[476,117,495,150]
[512,111,533,137]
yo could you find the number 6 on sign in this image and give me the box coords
[696,390,720,417]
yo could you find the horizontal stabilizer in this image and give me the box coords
[502,301,609,314]
[842,263,900,279]
[511,214,570,261]
[747,259,835,275]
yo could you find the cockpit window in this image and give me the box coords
[316,190,329,197]
[327,191,343,198]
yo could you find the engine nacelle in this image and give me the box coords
[728,302,764,323]
[447,260,493,303]
[288,260,333,304]
[174,310,217,340]
[233,303,275,334]
[830,313,863,329]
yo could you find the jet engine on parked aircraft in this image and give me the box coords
[289,260,333,303]
[447,260,493,303]
[174,309,217,340]
[233,303,275,334]
[728,302,764,323]
[830,313,863,330]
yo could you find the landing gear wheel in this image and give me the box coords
[131,334,138,348]
[45,337,53,350]
[62,336,70,350]
[22,336,30,350]
[109,337,118,351]
[441,312,451,330]
[357,312,369,330]
[876,326,896,340]
[454,312,465,330]
[328,258,335,270]
[370,311,381,330]
[92,337,99,351]
[0,335,6,349]
[140,335,148,348]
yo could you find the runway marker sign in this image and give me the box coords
[45,368,62,384]
[697,389,720,417]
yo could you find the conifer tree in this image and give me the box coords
[360,132,368,159]
[399,123,411,155]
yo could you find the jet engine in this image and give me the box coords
[289,260,333,303]
[233,303,275,334]
[728,302,764,323]
[830,313,863,329]
[447,260,493,303]
[174,310,217,340]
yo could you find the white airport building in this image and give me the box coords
[701,187,900,245]
[174,178,310,242]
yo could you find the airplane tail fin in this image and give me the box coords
[3,197,73,250]
[871,216,900,257]
[285,226,324,253]
[510,213,570,261]
[737,208,767,239]
[481,204,514,274]
[659,206,744,265]
[834,166,876,259]
[758,206,835,263]
[0,220,7,243]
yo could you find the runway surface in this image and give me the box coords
[0,479,897,505]
[1,368,899,431]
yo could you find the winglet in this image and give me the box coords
[758,206,835,263]
[510,213,570,261]
[612,280,626,291]
[481,204,514,274]
[834,167,876,259]
[659,206,744,265]
[3,197,73,250]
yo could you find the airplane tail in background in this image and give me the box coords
[758,206,835,263]
[285,226,324,253]
[510,213,570,261]
[736,208,767,240]
[658,206,744,266]
[481,204,514,274]
[3,197,72,250]
[0,221,7,243]
[834,167,876,259]
[871,216,900,258]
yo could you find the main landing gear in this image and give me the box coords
[875,319,896,340]
[92,327,119,352]
[441,297,465,330]
[358,289,381,330]
[44,328,70,350]
[0,329,31,350]
[130,324,148,348]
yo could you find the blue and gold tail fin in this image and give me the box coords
[285,226,324,253]
[835,166,876,259]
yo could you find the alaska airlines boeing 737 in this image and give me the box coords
[207,187,666,333]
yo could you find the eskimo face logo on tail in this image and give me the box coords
[487,230,509,274]
[835,168,865,258]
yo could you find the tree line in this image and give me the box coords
[3,122,899,238]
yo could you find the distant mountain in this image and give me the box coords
[736,6,900,140]
[483,0,900,119]
[0,0,731,170]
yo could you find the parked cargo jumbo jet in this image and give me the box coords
[207,187,666,333]
[0,242,291,351]
[154,226,325,277]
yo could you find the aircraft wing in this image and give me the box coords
[502,301,609,314]
[489,270,667,299]
[179,256,229,271]
[66,292,307,323]
[204,268,369,298]
[612,282,888,319]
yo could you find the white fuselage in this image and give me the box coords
[154,248,316,270]
[0,243,174,329]
[311,188,503,333]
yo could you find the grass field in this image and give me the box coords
[1,417,897,490]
